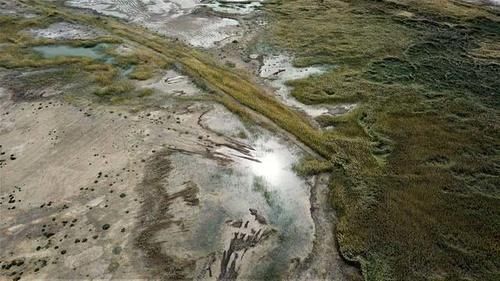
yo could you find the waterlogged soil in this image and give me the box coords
[259,54,356,119]
[159,134,315,280]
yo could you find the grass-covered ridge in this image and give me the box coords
[264,0,499,280]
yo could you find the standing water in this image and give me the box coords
[33,44,109,59]
[157,105,315,280]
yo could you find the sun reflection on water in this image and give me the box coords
[250,152,286,186]
[245,138,302,191]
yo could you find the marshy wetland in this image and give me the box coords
[0,0,499,280]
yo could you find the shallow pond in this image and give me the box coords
[161,105,315,279]
[32,44,137,76]
[33,44,109,59]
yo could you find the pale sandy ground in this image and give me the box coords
[463,0,500,6]
[0,0,38,17]
[27,22,107,40]
[0,68,358,279]
[0,79,235,279]
[0,81,262,279]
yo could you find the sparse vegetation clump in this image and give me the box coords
[94,80,134,97]
[128,65,154,80]
[293,157,333,177]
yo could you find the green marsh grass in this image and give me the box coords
[265,0,500,280]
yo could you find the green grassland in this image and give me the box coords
[264,0,499,280]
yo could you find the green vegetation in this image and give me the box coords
[293,157,333,177]
[0,10,162,104]
[265,0,500,280]
[225,61,236,68]
[128,65,154,80]
[94,80,134,97]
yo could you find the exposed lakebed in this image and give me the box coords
[64,0,265,48]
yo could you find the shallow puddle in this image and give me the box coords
[121,65,135,77]
[168,139,313,279]
[32,44,138,76]
[33,44,109,59]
